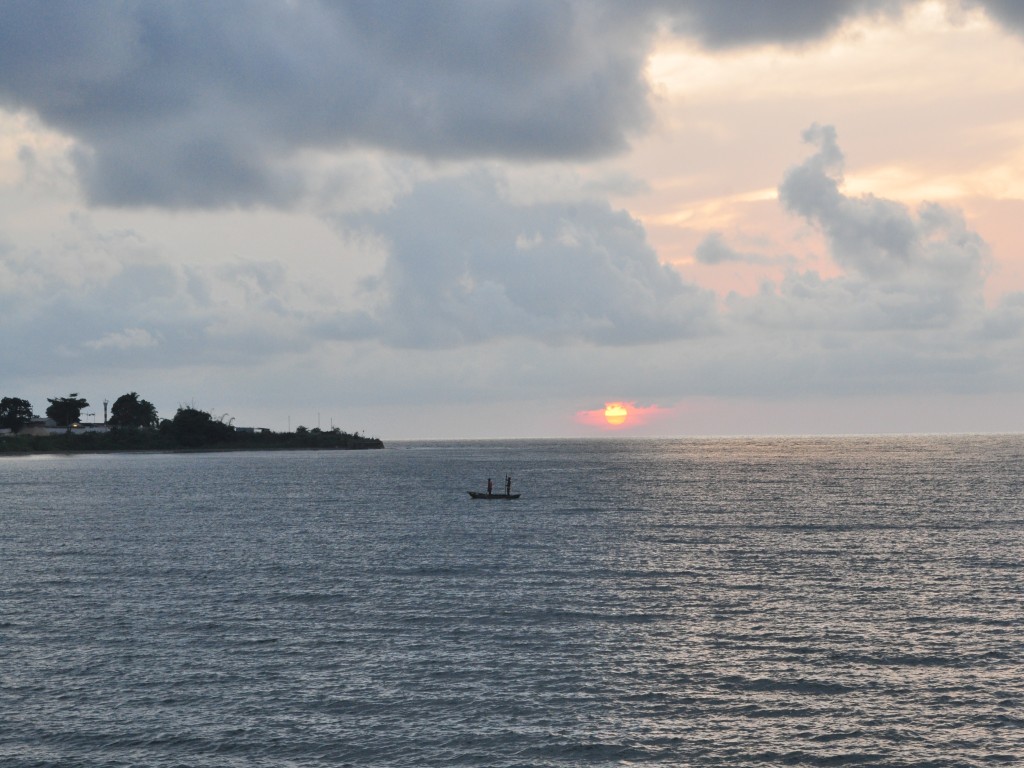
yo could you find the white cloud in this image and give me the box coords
[84,327,159,351]
[337,171,717,348]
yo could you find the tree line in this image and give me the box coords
[0,392,382,451]
[0,392,157,431]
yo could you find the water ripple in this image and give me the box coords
[1,436,1022,766]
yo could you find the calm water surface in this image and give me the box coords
[1,436,1022,766]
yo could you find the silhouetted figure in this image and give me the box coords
[487,478,493,495]
[505,475,512,495]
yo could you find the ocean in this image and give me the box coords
[1,435,1022,766]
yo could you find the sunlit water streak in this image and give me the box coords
[1,436,1022,766]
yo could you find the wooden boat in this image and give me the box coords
[467,491,520,500]
[471,474,518,499]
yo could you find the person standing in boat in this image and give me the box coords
[487,478,493,495]
[505,475,512,495]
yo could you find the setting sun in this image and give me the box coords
[576,401,673,432]
[604,402,629,426]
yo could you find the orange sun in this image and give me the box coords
[576,401,674,431]
[604,402,629,426]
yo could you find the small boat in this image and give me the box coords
[470,474,518,499]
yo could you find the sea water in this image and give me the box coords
[1,436,1022,766]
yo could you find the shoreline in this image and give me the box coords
[0,446,385,458]
[0,433,384,455]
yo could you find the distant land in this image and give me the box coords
[0,397,383,454]
[0,426,384,455]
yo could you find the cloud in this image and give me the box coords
[694,232,787,265]
[654,0,907,49]
[9,1,1019,210]
[658,1,1024,49]
[83,327,159,352]
[970,0,1024,30]
[767,123,989,331]
[617,121,1022,404]
[0,1,654,208]
[332,172,717,348]
[981,292,1024,341]
[0,211,337,379]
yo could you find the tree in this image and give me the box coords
[0,397,33,432]
[168,406,235,447]
[46,393,89,427]
[109,392,159,430]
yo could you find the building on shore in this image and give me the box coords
[16,416,111,436]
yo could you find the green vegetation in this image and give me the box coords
[0,395,383,453]
[163,405,235,447]
[109,392,159,430]
[0,397,33,432]
[45,393,90,427]
[0,423,383,453]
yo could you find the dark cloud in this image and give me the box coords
[1,0,990,210]
[330,172,717,348]
[0,1,654,207]
[653,0,907,49]
[662,0,1024,49]
[970,0,1024,30]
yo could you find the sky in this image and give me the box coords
[3,0,1024,439]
